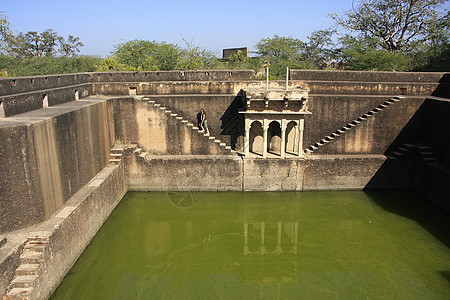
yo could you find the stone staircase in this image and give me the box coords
[108,147,125,165]
[304,96,402,154]
[140,96,236,156]
[3,232,51,300]
[386,143,437,163]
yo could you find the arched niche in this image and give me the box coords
[268,121,281,155]
[249,120,263,155]
[285,121,298,154]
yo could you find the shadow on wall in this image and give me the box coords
[365,74,450,212]
[220,95,246,150]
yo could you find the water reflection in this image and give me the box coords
[50,191,450,300]
[243,222,299,255]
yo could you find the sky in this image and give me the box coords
[2,0,355,58]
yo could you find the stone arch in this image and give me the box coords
[285,121,298,154]
[249,120,263,155]
[268,121,281,155]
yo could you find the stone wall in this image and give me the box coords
[0,97,115,233]
[0,70,255,117]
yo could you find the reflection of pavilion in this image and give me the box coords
[239,86,311,158]
[243,222,299,255]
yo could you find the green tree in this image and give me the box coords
[255,35,305,61]
[255,35,317,78]
[112,39,182,70]
[0,12,13,55]
[58,35,84,57]
[304,29,337,67]
[95,55,142,71]
[226,50,263,73]
[9,29,59,58]
[0,55,100,76]
[179,38,219,70]
[335,34,412,71]
[331,0,449,52]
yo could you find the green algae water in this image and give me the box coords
[51,190,450,299]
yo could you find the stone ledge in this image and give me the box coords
[1,163,126,299]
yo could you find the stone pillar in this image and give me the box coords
[244,118,250,156]
[280,119,286,158]
[262,119,269,158]
[298,119,305,157]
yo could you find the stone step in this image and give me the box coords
[23,242,47,252]
[219,142,226,147]
[5,287,33,298]
[138,152,147,158]
[22,245,46,254]
[154,103,161,107]
[110,153,122,157]
[20,251,43,264]
[109,159,121,164]
[16,264,40,275]
[225,146,232,150]
[147,100,155,103]
[209,136,216,140]
[330,133,340,138]
[170,113,177,117]
[176,116,183,120]
[111,148,124,153]
[159,107,166,110]
[28,231,52,241]
[214,139,221,143]
[403,143,416,149]
[164,110,171,114]
[418,146,432,151]
[420,151,435,157]
[379,104,389,108]
[11,275,38,288]
[373,107,381,112]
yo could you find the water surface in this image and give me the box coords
[51,190,450,299]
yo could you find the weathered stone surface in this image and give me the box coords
[0,97,115,233]
[126,154,242,191]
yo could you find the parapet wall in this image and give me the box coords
[290,69,446,83]
[0,70,254,117]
